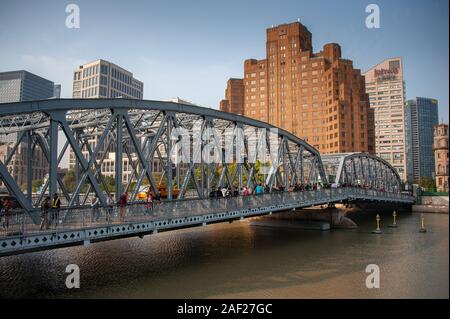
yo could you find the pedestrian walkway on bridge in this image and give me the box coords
[0,187,414,257]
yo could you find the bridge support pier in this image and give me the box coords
[253,207,358,229]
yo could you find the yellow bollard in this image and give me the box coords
[372,213,382,234]
[419,213,427,233]
[388,210,398,228]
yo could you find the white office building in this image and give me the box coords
[363,58,408,182]
[69,60,144,184]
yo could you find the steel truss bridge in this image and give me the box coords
[0,99,414,256]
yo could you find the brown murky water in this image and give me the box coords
[0,211,448,299]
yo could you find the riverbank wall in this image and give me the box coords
[413,196,448,214]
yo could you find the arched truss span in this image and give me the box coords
[321,152,402,192]
[0,99,328,218]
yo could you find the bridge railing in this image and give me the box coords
[0,188,414,238]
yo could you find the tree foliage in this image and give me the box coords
[419,176,436,192]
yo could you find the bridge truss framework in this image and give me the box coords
[0,99,332,221]
[0,99,414,256]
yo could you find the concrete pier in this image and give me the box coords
[249,205,359,230]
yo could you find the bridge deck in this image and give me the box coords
[0,188,414,257]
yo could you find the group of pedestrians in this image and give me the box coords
[2,193,61,232]
[209,183,268,199]
[38,192,131,231]
[89,192,129,223]
[224,182,391,197]
[207,182,334,201]
[206,181,394,202]
[340,183,386,192]
[144,190,164,215]
[209,187,236,199]
[36,190,166,231]
[28,181,395,233]
[89,190,162,223]
[35,182,388,232]
[39,193,61,230]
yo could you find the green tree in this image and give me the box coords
[255,160,271,184]
[63,169,91,193]
[102,176,116,192]
[32,179,43,193]
[419,176,436,192]
[64,169,77,193]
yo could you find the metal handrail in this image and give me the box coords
[0,187,414,238]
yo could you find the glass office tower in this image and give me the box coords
[0,70,58,188]
[405,97,439,182]
[0,70,56,103]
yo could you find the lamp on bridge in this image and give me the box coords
[419,214,427,233]
[372,214,382,234]
[388,210,398,228]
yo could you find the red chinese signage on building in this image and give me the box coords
[375,67,399,81]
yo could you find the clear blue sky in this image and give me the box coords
[0,0,448,122]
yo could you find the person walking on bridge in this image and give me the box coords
[0,198,9,231]
[221,187,228,198]
[106,194,114,223]
[50,193,61,229]
[90,195,100,222]
[40,196,50,230]
[255,183,263,195]
[118,192,128,222]
[0,199,4,231]
[2,199,13,230]
[146,190,154,214]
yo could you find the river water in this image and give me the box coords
[0,211,448,299]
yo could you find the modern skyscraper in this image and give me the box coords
[405,97,439,183]
[70,60,144,185]
[221,21,373,154]
[433,124,449,192]
[72,59,143,99]
[0,70,56,103]
[0,70,59,189]
[219,78,244,114]
[363,58,408,181]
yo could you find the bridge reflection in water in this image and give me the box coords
[0,99,414,256]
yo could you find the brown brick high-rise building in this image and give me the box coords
[221,21,373,154]
[219,78,245,115]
